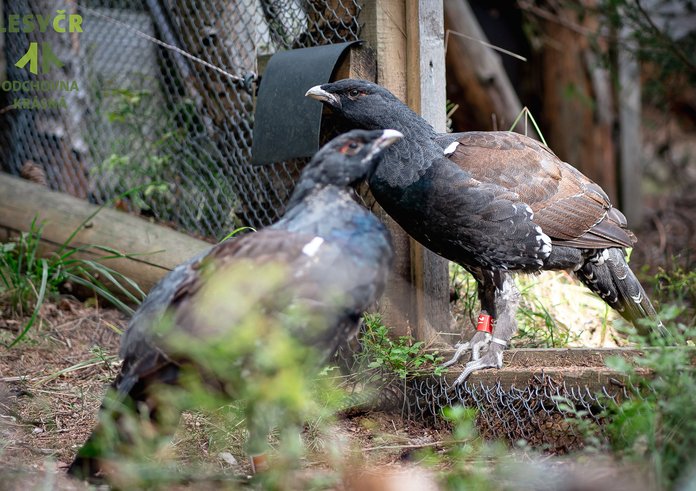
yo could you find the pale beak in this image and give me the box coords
[363,129,403,163]
[305,85,341,109]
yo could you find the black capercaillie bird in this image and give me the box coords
[306,79,664,384]
[67,128,400,480]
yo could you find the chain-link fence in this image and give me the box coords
[402,373,625,452]
[1,0,362,239]
[2,1,631,451]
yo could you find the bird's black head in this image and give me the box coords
[304,79,411,130]
[303,128,403,188]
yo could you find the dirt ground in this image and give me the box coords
[0,299,457,490]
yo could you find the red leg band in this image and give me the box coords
[476,313,493,334]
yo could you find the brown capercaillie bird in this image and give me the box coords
[67,129,400,481]
[306,80,664,384]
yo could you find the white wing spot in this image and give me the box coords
[631,292,643,303]
[443,141,459,156]
[535,227,552,255]
[302,237,324,257]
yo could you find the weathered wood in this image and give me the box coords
[444,0,528,133]
[361,0,418,339]
[361,0,451,344]
[0,174,211,294]
[438,347,696,391]
[617,26,642,225]
[405,1,451,345]
[333,44,377,81]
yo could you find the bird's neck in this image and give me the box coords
[284,184,353,216]
[365,106,437,142]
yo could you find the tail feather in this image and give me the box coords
[67,361,180,481]
[576,248,665,335]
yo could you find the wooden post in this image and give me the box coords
[617,27,642,225]
[361,0,450,344]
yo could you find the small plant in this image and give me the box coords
[601,308,696,489]
[514,275,579,348]
[357,313,444,381]
[0,206,145,347]
[644,265,696,326]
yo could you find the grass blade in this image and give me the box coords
[8,259,48,348]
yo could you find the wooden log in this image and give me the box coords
[444,0,529,134]
[0,174,211,294]
[533,2,618,202]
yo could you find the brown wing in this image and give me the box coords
[170,229,320,312]
[441,131,636,249]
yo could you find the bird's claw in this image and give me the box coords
[440,331,491,368]
[452,342,505,385]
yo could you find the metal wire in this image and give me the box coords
[0,0,363,239]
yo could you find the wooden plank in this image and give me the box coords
[333,44,377,81]
[405,1,450,345]
[437,347,696,391]
[361,0,451,344]
[0,174,211,294]
[617,27,642,225]
[361,0,418,338]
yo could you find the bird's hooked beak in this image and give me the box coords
[305,85,341,109]
[363,129,403,164]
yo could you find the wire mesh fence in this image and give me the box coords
[402,373,624,452]
[0,0,363,239]
[2,1,631,450]
[334,332,629,453]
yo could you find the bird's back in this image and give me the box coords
[118,186,391,384]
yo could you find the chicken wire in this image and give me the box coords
[0,0,362,238]
[401,373,627,451]
[336,336,629,452]
[2,1,627,449]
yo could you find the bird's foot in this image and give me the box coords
[452,339,506,385]
[440,330,491,368]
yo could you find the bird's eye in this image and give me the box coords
[340,141,362,155]
[348,89,360,97]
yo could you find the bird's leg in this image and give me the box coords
[441,268,497,368]
[453,272,520,385]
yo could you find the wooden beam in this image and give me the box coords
[617,27,642,225]
[0,174,211,295]
[405,1,451,345]
[438,347,696,391]
[361,1,450,344]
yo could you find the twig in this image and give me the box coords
[78,6,250,83]
[445,30,527,61]
[363,439,468,451]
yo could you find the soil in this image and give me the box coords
[0,299,452,490]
